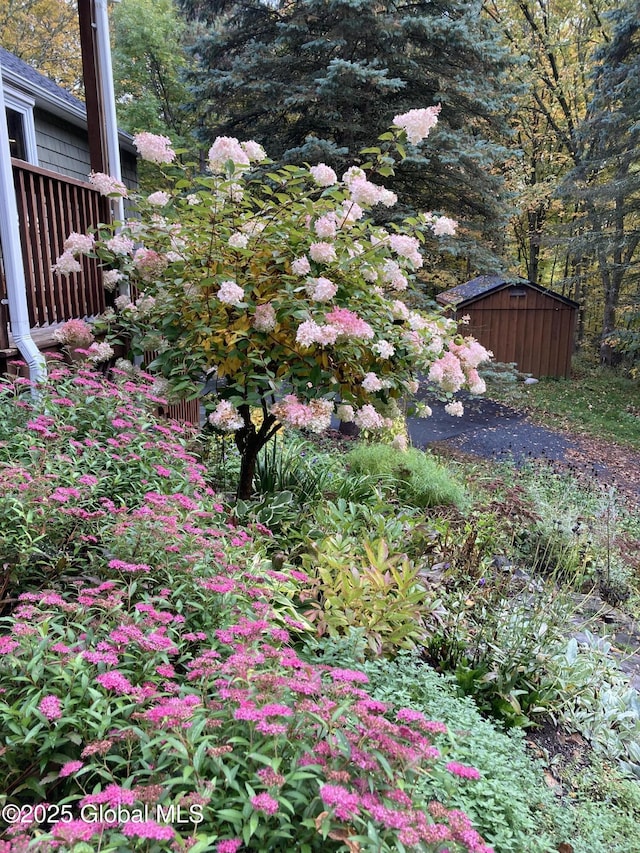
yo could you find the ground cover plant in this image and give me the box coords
[0,363,500,852]
[2,360,640,852]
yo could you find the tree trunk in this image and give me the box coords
[237,438,260,500]
[233,404,279,500]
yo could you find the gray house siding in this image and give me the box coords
[34,109,138,188]
[34,111,92,181]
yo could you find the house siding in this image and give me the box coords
[34,110,138,189]
[34,110,92,182]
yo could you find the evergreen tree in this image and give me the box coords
[560,2,640,363]
[178,0,519,271]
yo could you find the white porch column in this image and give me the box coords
[0,65,47,385]
[95,0,125,226]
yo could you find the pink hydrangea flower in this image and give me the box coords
[209,400,244,432]
[445,401,464,417]
[52,251,82,276]
[392,105,441,144]
[309,163,337,186]
[134,132,176,164]
[253,302,277,332]
[208,137,250,173]
[431,215,458,236]
[309,241,337,264]
[146,190,170,206]
[133,248,168,282]
[89,171,128,197]
[63,232,95,255]
[291,256,311,275]
[217,280,245,305]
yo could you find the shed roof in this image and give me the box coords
[436,274,579,310]
[0,47,135,153]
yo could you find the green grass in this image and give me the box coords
[485,364,640,449]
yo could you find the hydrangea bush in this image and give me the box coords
[55,108,490,496]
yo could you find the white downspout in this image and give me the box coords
[95,0,125,226]
[0,65,47,385]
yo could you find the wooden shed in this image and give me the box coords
[436,275,579,378]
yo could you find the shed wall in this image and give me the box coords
[457,287,576,378]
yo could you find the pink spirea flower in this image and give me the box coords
[217,840,243,853]
[52,251,82,276]
[81,784,136,807]
[309,163,337,186]
[39,695,62,720]
[446,761,481,780]
[250,793,279,815]
[134,132,176,164]
[95,671,135,694]
[320,784,361,820]
[0,637,20,655]
[122,820,175,840]
[108,559,151,573]
[392,105,441,144]
[89,171,128,197]
[51,819,105,843]
[59,760,84,778]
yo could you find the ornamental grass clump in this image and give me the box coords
[54,112,491,497]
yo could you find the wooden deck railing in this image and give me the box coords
[0,159,110,351]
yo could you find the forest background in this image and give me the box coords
[1,0,638,369]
